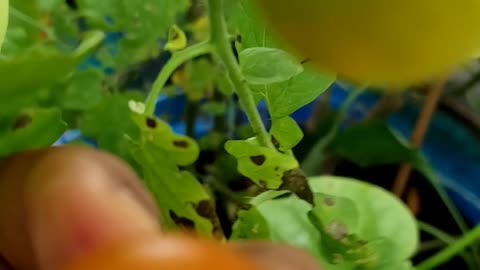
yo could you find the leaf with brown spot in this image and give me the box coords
[0,108,66,157]
[225,139,298,189]
[131,113,199,166]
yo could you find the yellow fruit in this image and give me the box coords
[0,0,8,51]
[254,0,480,88]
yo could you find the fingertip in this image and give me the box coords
[24,146,161,270]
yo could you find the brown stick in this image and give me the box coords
[392,81,445,197]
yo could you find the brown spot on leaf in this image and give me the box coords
[324,197,335,207]
[169,210,195,230]
[327,221,348,240]
[146,117,157,128]
[250,155,266,166]
[173,140,189,149]
[196,200,216,219]
[13,114,32,130]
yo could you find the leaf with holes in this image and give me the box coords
[240,47,303,85]
[0,108,66,157]
[225,139,299,189]
[129,141,217,237]
[270,117,303,152]
[131,113,199,166]
[309,176,419,263]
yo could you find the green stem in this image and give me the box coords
[206,0,274,149]
[145,41,212,116]
[417,226,480,270]
[9,6,55,39]
[302,86,365,175]
[419,221,479,270]
[418,221,456,244]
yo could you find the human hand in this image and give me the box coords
[0,146,321,270]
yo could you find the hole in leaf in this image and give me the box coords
[324,197,335,207]
[169,210,195,230]
[271,136,280,149]
[13,114,33,130]
[173,140,189,148]
[236,34,242,43]
[195,200,216,219]
[146,117,157,128]
[250,155,266,166]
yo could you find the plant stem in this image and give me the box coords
[417,226,480,270]
[145,41,212,116]
[302,86,365,175]
[419,221,456,244]
[419,221,478,270]
[206,0,274,149]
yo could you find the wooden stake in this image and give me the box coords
[392,81,445,197]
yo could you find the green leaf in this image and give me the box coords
[311,193,359,236]
[38,0,64,12]
[225,139,299,189]
[232,193,324,260]
[329,120,418,167]
[58,70,104,110]
[77,0,190,66]
[249,190,291,205]
[240,47,303,85]
[201,101,227,116]
[129,141,215,236]
[78,0,189,39]
[0,31,105,105]
[228,0,279,50]
[79,92,144,165]
[164,24,187,52]
[183,58,215,101]
[254,66,335,118]
[270,117,303,152]
[131,113,199,167]
[0,108,66,157]
[309,176,419,261]
[231,208,271,240]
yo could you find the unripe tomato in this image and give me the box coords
[0,0,8,51]
[64,234,262,270]
[254,0,480,88]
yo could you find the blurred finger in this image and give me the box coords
[0,146,161,270]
